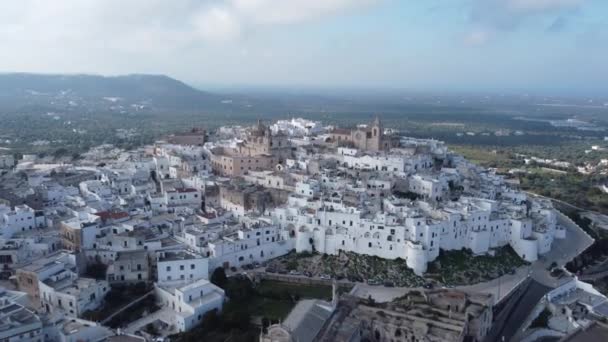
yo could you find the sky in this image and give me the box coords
[0,0,607,95]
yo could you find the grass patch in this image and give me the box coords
[269,251,425,287]
[248,297,294,320]
[256,280,332,300]
[427,246,526,285]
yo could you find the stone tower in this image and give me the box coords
[370,115,383,151]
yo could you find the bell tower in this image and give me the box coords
[370,115,383,151]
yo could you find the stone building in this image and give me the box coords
[210,120,291,177]
[165,128,206,146]
[329,117,390,152]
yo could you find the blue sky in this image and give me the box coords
[1,0,607,95]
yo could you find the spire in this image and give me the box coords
[373,115,381,127]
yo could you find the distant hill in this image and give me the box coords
[0,73,243,112]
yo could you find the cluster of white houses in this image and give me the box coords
[0,118,567,339]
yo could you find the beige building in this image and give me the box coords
[329,117,391,152]
[211,121,291,177]
[166,128,206,146]
[16,252,79,303]
[219,180,274,216]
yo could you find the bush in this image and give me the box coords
[530,308,551,329]
[85,261,107,280]
[210,267,228,288]
[145,323,158,335]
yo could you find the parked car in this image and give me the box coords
[319,274,332,280]
[423,282,434,289]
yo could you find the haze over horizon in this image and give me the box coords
[1,0,607,96]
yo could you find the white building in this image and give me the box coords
[157,251,209,284]
[39,271,110,317]
[0,289,43,342]
[274,193,561,275]
[0,204,45,239]
[270,118,324,136]
[154,278,225,332]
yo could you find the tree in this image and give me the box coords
[224,277,254,301]
[145,323,158,335]
[85,261,107,280]
[201,309,219,328]
[210,267,228,289]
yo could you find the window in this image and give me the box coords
[190,264,195,270]
[180,265,185,271]
[166,266,171,271]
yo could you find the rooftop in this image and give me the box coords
[158,250,201,262]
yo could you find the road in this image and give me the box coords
[484,279,552,342]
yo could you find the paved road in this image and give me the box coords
[531,212,594,287]
[484,279,552,342]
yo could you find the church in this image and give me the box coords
[328,117,391,152]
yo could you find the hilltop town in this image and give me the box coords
[0,117,605,342]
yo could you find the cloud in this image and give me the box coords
[193,6,241,43]
[0,0,380,46]
[463,30,494,46]
[506,0,583,12]
[230,0,378,25]
[547,16,568,32]
[0,0,382,78]
[463,0,585,45]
